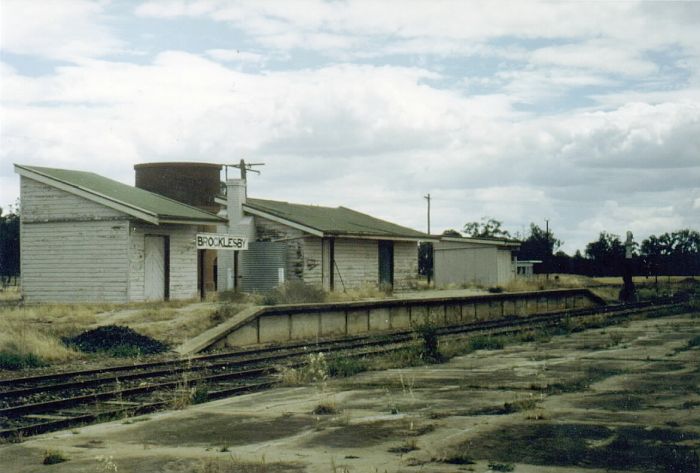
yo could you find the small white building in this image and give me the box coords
[433,236,520,288]
[15,165,224,303]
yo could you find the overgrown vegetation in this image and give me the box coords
[262,281,327,305]
[414,319,445,363]
[0,319,77,370]
[42,450,68,465]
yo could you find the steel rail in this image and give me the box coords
[0,296,691,440]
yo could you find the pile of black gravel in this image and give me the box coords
[66,325,169,356]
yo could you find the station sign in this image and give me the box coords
[196,233,248,251]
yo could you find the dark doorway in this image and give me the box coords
[378,240,394,289]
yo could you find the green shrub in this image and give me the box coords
[327,357,368,377]
[191,384,209,404]
[0,351,45,370]
[414,319,445,363]
[469,336,505,351]
[488,462,514,471]
[43,450,68,465]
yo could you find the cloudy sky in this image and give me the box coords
[1,0,699,253]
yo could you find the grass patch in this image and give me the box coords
[327,356,369,377]
[42,450,68,465]
[436,453,475,465]
[312,401,338,415]
[0,320,78,369]
[262,281,327,305]
[468,335,506,351]
[489,461,515,471]
[388,438,419,454]
[0,351,46,370]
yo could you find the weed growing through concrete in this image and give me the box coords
[488,461,515,471]
[95,455,118,472]
[312,400,337,415]
[388,438,419,454]
[42,450,68,465]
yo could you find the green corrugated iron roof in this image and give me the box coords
[245,198,430,240]
[15,165,224,225]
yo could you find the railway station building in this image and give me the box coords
[14,163,430,303]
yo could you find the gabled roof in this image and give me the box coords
[15,164,224,225]
[243,198,432,241]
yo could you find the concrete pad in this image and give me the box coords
[289,313,319,341]
[389,306,410,329]
[347,309,369,334]
[7,312,699,473]
[225,320,258,347]
[368,308,391,331]
[259,314,290,344]
[320,311,346,337]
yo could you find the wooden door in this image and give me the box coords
[378,240,394,289]
[144,235,166,301]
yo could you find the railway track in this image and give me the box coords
[0,295,691,440]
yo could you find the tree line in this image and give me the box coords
[419,217,700,278]
[0,205,20,287]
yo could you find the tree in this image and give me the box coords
[441,229,462,237]
[641,229,700,276]
[0,204,20,287]
[517,223,562,274]
[463,218,511,239]
[585,232,625,276]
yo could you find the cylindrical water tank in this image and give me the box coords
[134,162,222,212]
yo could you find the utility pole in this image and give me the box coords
[424,193,431,235]
[545,219,550,281]
[424,193,432,285]
[226,159,265,196]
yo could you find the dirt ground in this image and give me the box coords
[1,311,698,473]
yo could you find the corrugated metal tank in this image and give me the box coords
[134,162,222,213]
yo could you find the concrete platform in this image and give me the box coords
[4,311,698,473]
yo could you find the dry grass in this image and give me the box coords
[125,304,248,346]
[326,284,391,302]
[0,298,250,366]
[0,318,78,365]
[503,274,589,293]
[0,286,21,302]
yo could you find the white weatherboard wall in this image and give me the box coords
[434,240,515,287]
[20,176,200,303]
[20,177,131,303]
[333,238,378,289]
[394,241,419,291]
[129,223,199,301]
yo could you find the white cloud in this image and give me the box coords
[205,49,266,64]
[530,40,658,77]
[0,0,122,61]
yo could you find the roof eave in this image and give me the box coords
[15,164,161,225]
[242,204,324,237]
[332,233,437,242]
